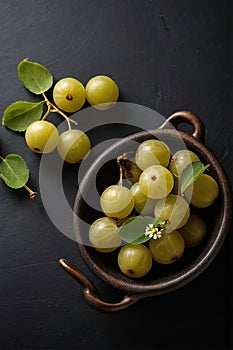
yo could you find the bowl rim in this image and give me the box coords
[73,128,232,295]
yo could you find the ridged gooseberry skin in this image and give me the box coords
[179,214,207,248]
[85,75,119,110]
[135,139,171,170]
[57,129,91,164]
[188,174,219,208]
[53,77,86,113]
[25,120,59,154]
[88,217,121,253]
[149,230,185,264]
[130,182,157,215]
[100,185,135,219]
[154,194,190,233]
[117,244,153,278]
[169,149,200,179]
[139,165,174,199]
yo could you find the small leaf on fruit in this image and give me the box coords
[17,59,53,94]
[2,101,44,131]
[0,154,29,188]
[180,161,210,193]
[119,216,155,244]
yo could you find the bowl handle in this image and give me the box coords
[159,110,205,143]
[59,258,139,312]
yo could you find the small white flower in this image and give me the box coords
[145,223,165,240]
[155,231,162,239]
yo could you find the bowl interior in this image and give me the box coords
[73,129,232,294]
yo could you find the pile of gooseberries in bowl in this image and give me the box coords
[60,111,232,312]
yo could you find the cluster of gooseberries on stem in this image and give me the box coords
[1,59,120,198]
[88,138,219,279]
[26,75,119,163]
[2,59,120,165]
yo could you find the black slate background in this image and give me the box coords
[0,1,232,349]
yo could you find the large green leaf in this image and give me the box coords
[0,154,29,189]
[180,161,210,193]
[17,59,53,94]
[2,101,44,131]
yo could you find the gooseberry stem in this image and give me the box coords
[41,103,51,121]
[23,184,37,199]
[117,153,128,186]
[42,93,77,131]
[52,107,72,130]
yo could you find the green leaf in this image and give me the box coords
[2,101,44,131]
[0,154,29,188]
[17,59,53,94]
[180,161,210,193]
[119,216,155,244]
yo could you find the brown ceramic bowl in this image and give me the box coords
[59,110,232,312]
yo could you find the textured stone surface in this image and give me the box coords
[0,1,232,349]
